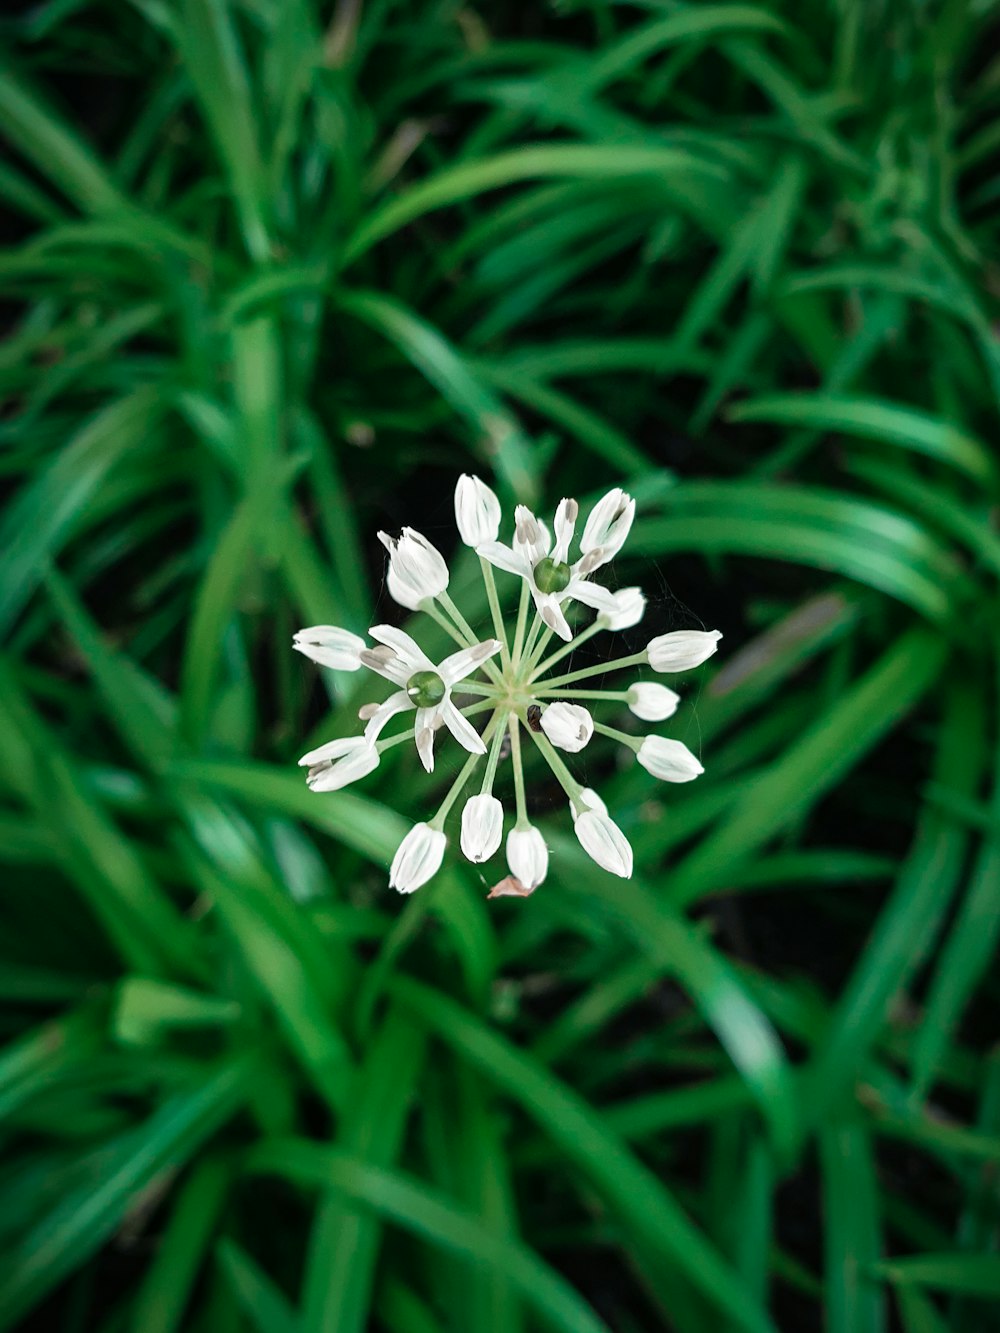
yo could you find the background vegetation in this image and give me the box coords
[2,1,999,1330]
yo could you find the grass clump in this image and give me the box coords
[1,3,999,1331]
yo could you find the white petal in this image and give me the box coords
[506,825,549,890]
[305,741,379,791]
[441,700,487,755]
[513,505,550,566]
[478,540,530,579]
[566,578,617,614]
[598,586,647,630]
[299,735,366,766]
[574,810,633,878]
[647,630,722,673]
[628,682,680,722]
[439,639,501,686]
[292,626,366,671]
[551,497,578,563]
[580,488,635,564]
[368,625,433,672]
[539,702,593,753]
[363,689,412,743]
[389,822,447,893]
[359,645,410,686]
[387,563,423,611]
[414,706,438,773]
[455,474,502,546]
[460,794,504,862]
[533,592,573,642]
[637,736,704,782]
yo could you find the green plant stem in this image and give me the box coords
[593,719,641,752]
[526,726,585,804]
[520,613,546,669]
[531,618,605,680]
[525,624,556,674]
[539,651,649,690]
[455,682,501,698]
[430,711,501,829]
[437,591,504,685]
[480,710,509,795]
[511,583,532,671]
[508,714,529,827]
[479,556,511,669]
[423,600,473,651]
[535,687,631,702]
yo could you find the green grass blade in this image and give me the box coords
[729,394,996,484]
[301,1007,427,1333]
[250,1140,611,1333]
[0,1059,254,1331]
[216,1238,300,1333]
[805,681,986,1120]
[820,1125,886,1333]
[0,64,129,213]
[666,628,950,906]
[130,1158,233,1333]
[390,978,778,1333]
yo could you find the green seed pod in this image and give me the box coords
[406,670,446,708]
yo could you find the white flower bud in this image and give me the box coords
[628,682,680,722]
[389,822,447,893]
[378,527,449,609]
[598,586,646,631]
[455,474,501,547]
[574,809,633,878]
[460,794,504,862]
[637,736,704,783]
[646,629,721,672]
[300,737,379,791]
[539,702,593,753]
[571,788,607,820]
[581,487,635,564]
[506,826,548,890]
[293,626,366,671]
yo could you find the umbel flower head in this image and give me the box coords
[294,475,721,895]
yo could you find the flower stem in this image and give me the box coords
[423,599,472,650]
[508,714,529,828]
[524,624,555,675]
[437,590,504,685]
[520,613,545,673]
[534,687,631,702]
[480,710,508,795]
[530,617,604,680]
[526,726,584,802]
[539,650,649,690]
[593,719,641,752]
[431,710,501,829]
[479,556,511,669]
[511,582,532,671]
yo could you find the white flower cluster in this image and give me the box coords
[294,476,721,895]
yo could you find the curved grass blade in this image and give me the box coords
[249,1140,611,1333]
[730,394,996,485]
[390,978,778,1333]
[0,1058,255,1331]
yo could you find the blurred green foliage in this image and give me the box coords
[1,1,999,1330]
